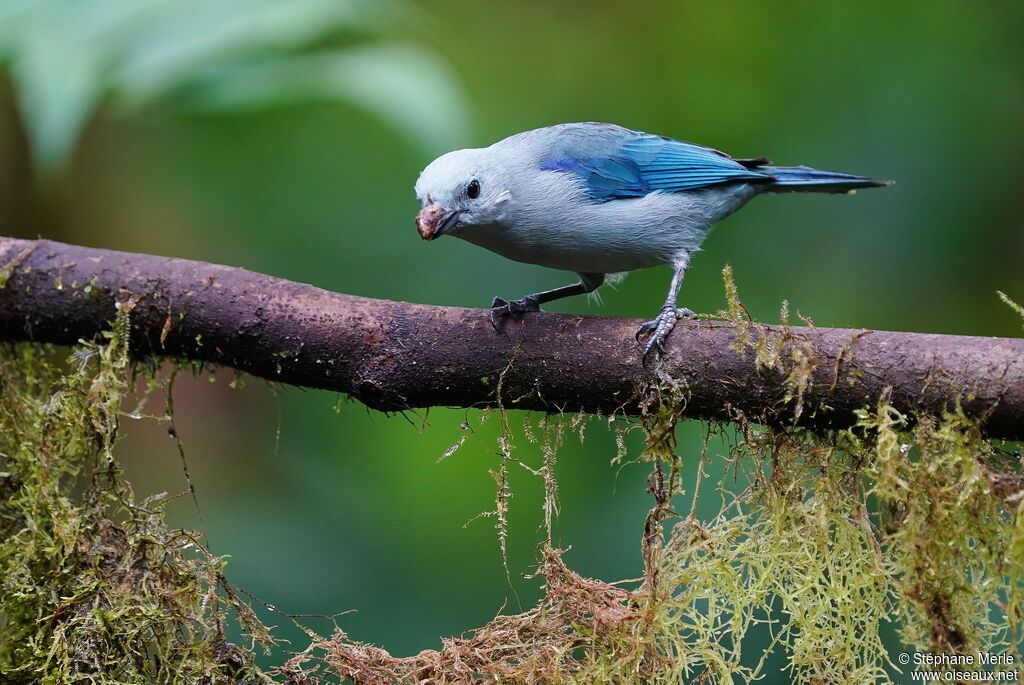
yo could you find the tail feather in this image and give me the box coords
[762,165,892,193]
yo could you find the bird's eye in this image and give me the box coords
[467,179,481,199]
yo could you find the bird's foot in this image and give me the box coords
[635,305,694,364]
[490,295,542,331]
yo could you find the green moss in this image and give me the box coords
[0,245,37,290]
[857,400,1023,658]
[284,398,1024,684]
[0,299,273,684]
[1000,291,1024,332]
[1,277,1021,684]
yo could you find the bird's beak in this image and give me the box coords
[416,205,461,240]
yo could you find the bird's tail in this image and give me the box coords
[760,165,892,194]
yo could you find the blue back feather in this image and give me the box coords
[540,128,769,201]
[527,123,889,201]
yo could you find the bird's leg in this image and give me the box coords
[636,258,693,363]
[491,272,605,330]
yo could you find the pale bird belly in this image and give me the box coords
[448,187,755,274]
[455,223,671,273]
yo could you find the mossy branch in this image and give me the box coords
[1,236,1022,439]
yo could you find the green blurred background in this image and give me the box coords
[1,0,1022,677]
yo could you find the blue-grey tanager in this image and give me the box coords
[414,122,889,361]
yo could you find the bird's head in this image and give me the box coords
[414,148,511,240]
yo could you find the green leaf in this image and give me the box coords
[0,0,468,172]
[184,44,471,154]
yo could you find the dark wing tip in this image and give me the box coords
[735,156,773,169]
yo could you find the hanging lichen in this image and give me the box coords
[1,279,1022,684]
[0,299,273,684]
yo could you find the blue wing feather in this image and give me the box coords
[540,127,769,201]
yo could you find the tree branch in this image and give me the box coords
[1,237,1021,439]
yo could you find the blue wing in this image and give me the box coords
[539,126,770,202]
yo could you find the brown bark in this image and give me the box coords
[1,237,1021,439]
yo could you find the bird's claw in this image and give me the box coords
[635,306,694,364]
[490,295,542,331]
[634,320,658,342]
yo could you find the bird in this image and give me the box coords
[413,122,890,362]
